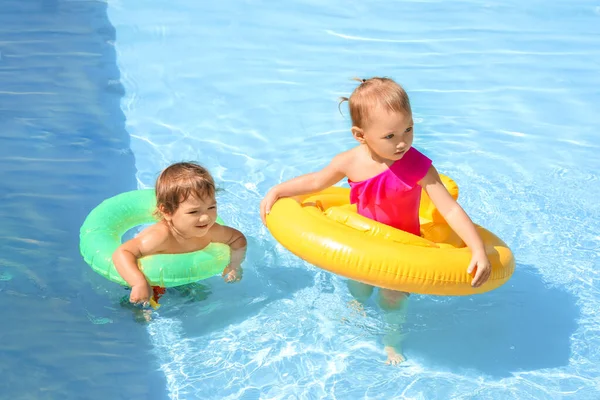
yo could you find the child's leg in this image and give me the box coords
[347,279,375,303]
[377,289,410,365]
[377,289,410,311]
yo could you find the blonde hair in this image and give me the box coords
[154,162,217,217]
[339,77,412,129]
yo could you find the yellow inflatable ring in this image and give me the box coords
[266,175,514,296]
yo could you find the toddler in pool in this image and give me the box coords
[113,162,247,307]
[260,77,491,365]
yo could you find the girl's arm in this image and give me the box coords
[419,166,491,287]
[260,153,347,224]
[210,224,247,269]
[112,225,169,302]
[210,224,248,282]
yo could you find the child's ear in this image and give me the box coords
[158,204,172,221]
[351,126,365,143]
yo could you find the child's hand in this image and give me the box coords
[467,252,492,288]
[260,189,280,226]
[222,264,243,283]
[130,281,152,305]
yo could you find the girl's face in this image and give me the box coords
[162,195,217,239]
[352,107,414,162]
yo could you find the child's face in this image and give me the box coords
[356,108,414,161]
[165,195,217,238]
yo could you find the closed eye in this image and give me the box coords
[187,211,197,214]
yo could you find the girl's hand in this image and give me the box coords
[259,155,347,226]
[222,264,243,283]
[467,252,492,288]
[260,189,280,226]
[130,281,152,305]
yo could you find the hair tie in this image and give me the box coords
[361,79,366,83]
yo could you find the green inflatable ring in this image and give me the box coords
[79,189,230,287]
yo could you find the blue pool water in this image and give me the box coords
[2,0,600,399]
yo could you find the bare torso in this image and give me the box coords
[136,220,213,256]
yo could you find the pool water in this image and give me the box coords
[2,0,600,398]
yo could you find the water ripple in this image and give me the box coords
[325,29,473,43]
[104,0,600,398]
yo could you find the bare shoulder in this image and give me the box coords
[331,147,359,174]
[209,224,246,248]
[137,221,171,240]
[207,222,226,239]
[209,223,246,246]
[133,221,172,256]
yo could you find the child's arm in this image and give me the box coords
[210,224,248,282]
[112,226,169,303]
[260,153,348,224]
[419,166,492,288]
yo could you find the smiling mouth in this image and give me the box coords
[196,224,209,228]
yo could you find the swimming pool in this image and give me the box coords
[2,0,599,398]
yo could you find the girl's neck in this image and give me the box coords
[362,143,395,166]
[163,220,192,243]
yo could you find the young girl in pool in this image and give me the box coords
[113,162,247,307]
[260,77,491,365]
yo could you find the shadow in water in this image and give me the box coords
[0,1,166,398]
[405,264,579,378]
[148,237,315,336]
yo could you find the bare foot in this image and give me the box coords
[384,346,406,366]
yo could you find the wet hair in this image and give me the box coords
[154,162,217,217]
[339,77,412,129]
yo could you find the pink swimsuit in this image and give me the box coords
[348,147,432,236]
